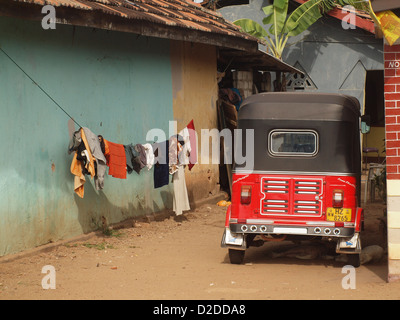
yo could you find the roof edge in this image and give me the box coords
[0,0,260,52]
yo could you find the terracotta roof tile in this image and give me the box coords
[11,0,257,41]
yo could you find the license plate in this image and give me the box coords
[326,207,352,222]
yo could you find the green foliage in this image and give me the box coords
[234,19,269,39]
[285,0,336,36]
[262,0,289,35]
[234,0,372,60]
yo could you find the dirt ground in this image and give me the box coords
[0,196,399,300]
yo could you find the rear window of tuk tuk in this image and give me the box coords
[268,130,319,157]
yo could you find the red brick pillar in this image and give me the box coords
[385,44,400,179]
[384,44,400,282]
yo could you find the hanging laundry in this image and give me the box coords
[69,129,84,197]
[68,129,82,155]
[68,123,194,200]
[82,127,107,190]
[186,120,197,171]
[125,143,147,174]
[172,165,190,216]
[142,143,154,170]
[102,138,127,179]
[168,132,190,216]
[135,144,147,169]
[125,143,138,174]
[168,135,183,175]
[178,127,191,166]
[69,128,96,198]
[69,130,91,174]
[153,140,169,189]
[70,152,86,198]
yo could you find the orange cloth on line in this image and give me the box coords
[70,152,85,198]
[104,139,127,179]
[70,128,96,198]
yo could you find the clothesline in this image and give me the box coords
[68,120,196,216]
[1,47,83,128]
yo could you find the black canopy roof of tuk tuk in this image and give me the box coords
[234,92,362,177]
[238,92,361,122]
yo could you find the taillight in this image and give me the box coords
[332,189,344,208]
[241,185,252,205]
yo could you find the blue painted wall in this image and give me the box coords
[0,16,175,255]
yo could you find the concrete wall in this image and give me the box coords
[170,41,220,203]
[0,15,178,256]
[283,20,383,110]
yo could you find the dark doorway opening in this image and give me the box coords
[363,70,385,166]
[365,70,385,127]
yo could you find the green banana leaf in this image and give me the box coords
[233,18,269,40]
[262,0,289,36]
[285,0,337,36]
[234,0,374,60]
[335,0,370,11]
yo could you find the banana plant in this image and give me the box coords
[234,0,371,60]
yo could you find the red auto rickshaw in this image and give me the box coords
[221,92,365,267]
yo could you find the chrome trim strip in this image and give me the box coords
[246,219,274,224]
[267,185,287,189]
[296,201,318,204]
[266,180,288,184]
[233,170,357,176]
[297,181,318,185]
[296,205,318,209]
[297,186,318,190]
[265,200,287,203]
[265,204,287,208]
[306,221,335,226]
[297,191,317,194]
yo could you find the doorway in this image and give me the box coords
[363,70,385,165]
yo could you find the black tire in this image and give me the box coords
[228,249,245,264]
[347,254,361,268]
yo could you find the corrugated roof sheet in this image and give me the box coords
[11,0,257,42]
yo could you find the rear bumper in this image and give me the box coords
[229,223,355,238]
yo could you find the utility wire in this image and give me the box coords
[0,47,82,128]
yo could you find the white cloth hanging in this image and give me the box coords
[178,127,191,165]
[172,165,190,216]
[142,143,154,170]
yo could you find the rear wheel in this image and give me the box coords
[228,249,245,264]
